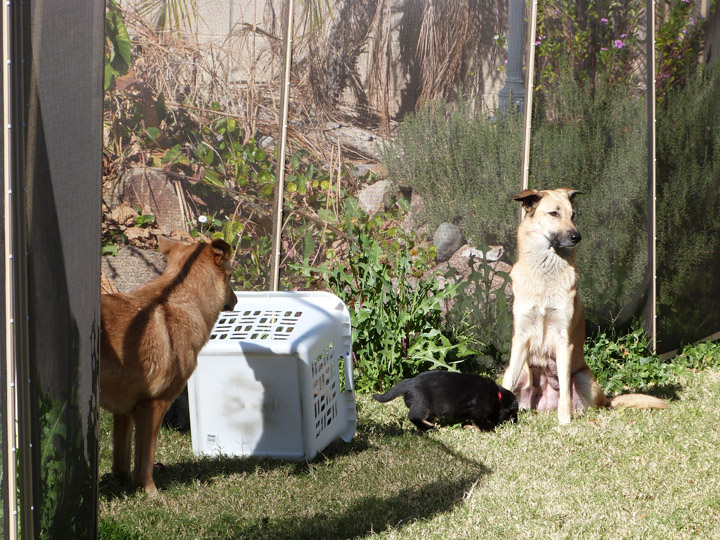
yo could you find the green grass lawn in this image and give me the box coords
[99,369,720,540]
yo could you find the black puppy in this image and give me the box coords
[373,371,518,431]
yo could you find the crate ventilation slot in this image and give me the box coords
[210,310,303,341]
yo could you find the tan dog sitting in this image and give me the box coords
[100,237,237,493]
[501,188,666,425]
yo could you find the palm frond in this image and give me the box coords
[136,0,196,32]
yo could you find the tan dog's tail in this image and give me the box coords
[607,394,668,409]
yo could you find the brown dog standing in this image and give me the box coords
[502,188,666,425]
[100,236,237,493]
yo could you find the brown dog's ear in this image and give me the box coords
[512,189,544,213]
[157,236,180,256]
[557,187,585,202]
[211,238,233,268]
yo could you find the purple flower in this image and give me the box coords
[600,18,608,24]
[620,33,628,38]
[535,39,542,46]
[614,39,626,49]
[601,47,608,51]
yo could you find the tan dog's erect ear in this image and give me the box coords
[557,187,585,202]
[512,189,544,214]
[211,238,233,268]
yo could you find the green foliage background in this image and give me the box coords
[656,64,720,350]
[531,73,648,330]
[294,202,484,393]
[382,100,523,249]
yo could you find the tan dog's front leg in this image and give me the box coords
[133,399,171,494]
[503,332,529,394]
[556,341,573,425]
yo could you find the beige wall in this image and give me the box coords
[120,1,508,119]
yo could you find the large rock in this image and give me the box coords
[101,246,166,293]
[106,167,194,234]
[433,242,512,302]
[325,124,387,160]
[357,180,395,216]
[433,222,465,262]
[459,245,504,263]
[441,244,512,297]
[401,190,425,232]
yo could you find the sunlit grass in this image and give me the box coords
[99,369,720,539]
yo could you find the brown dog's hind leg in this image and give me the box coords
[133,399,172,494]
[112,413,133,478]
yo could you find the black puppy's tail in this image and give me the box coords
[372,380,409,403]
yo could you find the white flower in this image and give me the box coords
[198,215,208,224]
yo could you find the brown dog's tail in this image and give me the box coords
[607,393,668,409]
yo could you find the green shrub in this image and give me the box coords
[383,75,648,337]
[531,73,648,330]
[443,251,513,369]
[584,325,683,395]
[382,99,523,249]
[294,201,484,393]
[656,64,720,350]
[380,101,521,362]
[586,328,720,396]
[675,340,720,371]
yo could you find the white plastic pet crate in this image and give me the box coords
[187,291,356,461]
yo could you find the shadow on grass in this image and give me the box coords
[99,417,490,522]
[99,453,316,500]
[196,427,491,540]
[211,472,489,540]
[98,425,381,499]
[619,381,684,401]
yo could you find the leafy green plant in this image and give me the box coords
[675,340,720,371]
[535,0,646,94]
[134,211,156,227]
[38,392,97,537]
[104,0,131,91]
[136,0,196,32]
[584,325,683,395]
[535,0,706,101]
[586,331,720,397]
[443,251,513,370]
[655,0,708,103]
[294,201,483,393]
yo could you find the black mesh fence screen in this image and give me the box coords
[2,0,717,535]
[99,1,718,404]
[6,0,103,536]
[529,1,651,338]
[655,4,720,352]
